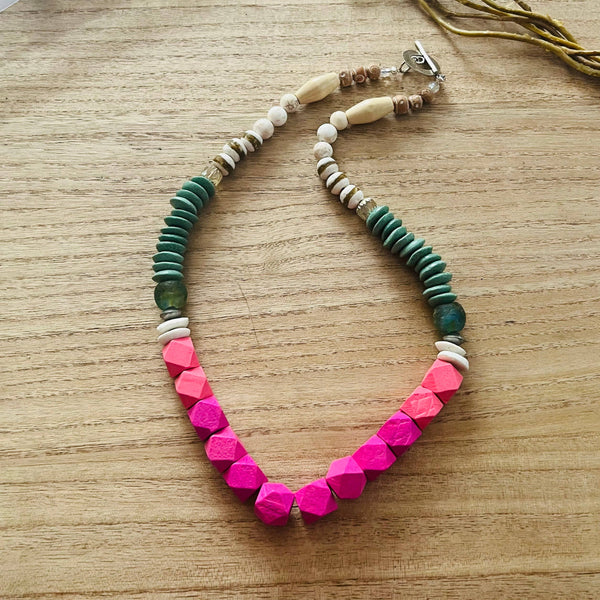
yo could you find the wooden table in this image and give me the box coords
[2,1,599,598]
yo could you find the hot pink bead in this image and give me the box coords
[351,434,397,481]
[223,454,268,502]
[400,385,444,430]
[326,456,367,499]
[187,395,229,440]
[377,411,422,457]
[295,478,338,524]
[205,426,247,473]
[421,358,463,403]
[254,482,294,526]
[162,336,200,377]
[174,365,213,409]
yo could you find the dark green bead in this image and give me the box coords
[164,215,193,232]
[423,284,452,299]
[383,226,407,250]
[153,251,183,264]
[161,226,189,239]
[154,280,187,310]
[372,212,394,237]
[171,208,198,224]
[152,261,183,273]
[423,272,453,287]
[175,189,204,211]
[152,269,184,282]
[156,241,186,254]
[400,237,425,259]
[407,245,432,268]
[433,301,466,335]
[159,232,188,245]
[191,176,215,199]
[365,206,389,232]
[381,218,403,241]
[170,196,198,215]
[428,291,458,307]
[182,181,210,204]
[415,252,441,272]
[419,260,447,281]
[391,232,415,255]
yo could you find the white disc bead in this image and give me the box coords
[326,171,349,195]
[435,340,467,357]
[214,152,236,175]
[267,105,288,126]
[317,123,338,143]
[158,327,191,345]
[346,188,364,209]
[243,130,263,152]
[222,144,240,162]
[157,317,189,335]
[280,93,300,113]
[313,141,333,159]
[233,137,247,156]
[253,118,274,140]
[317,157,339,180]
[330,110,349,131]
[437,350,470,371]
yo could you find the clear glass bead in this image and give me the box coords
[428,80,441,94]
[356,197,378,221]
[201,163,224,187]
[380,66,398,77]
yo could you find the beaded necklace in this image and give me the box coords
[152,44,468,526]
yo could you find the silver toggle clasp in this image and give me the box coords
[400,40,445,81]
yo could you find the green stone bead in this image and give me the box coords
[159,232,188,245]
[419,260,447,281]
[390,232,415,255]
[372,212,394,237]
[423,284,452,299]
[433,301,466,335]
[190,176,215,199]
[170,196,198,215]
[156,241,186,254]
[175,189,204,211]
[428,291,458,307]
[365,206,389,232]
[415,252,441,272]
[182,180,209,204]
[152,261,183,273]
[164,215,193,232]
[171,208,199,224]
[153,251,184,264]
[381,218,403,240]
[161,226,189,239]
[383,226,407,250]
[154,280,187,310]
[152,269,184,283]
[407,245,432,268]
[423,272,453,287]
[400,238,425,259]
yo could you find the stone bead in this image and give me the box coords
[161,226,189,240]
[159,233,188,246]
[223,454,268,502]
[164,215,193,232]
[199,164,223,189]
[338,69,354,87]
[317,157,338,180]
[157,327,190,346]
[294,72,339,104]
[400,386,444,430]
[381,218,403,240]
[295,478,338,524]
[377,411,422,457]
[390,232,415,255]
[182,180,210,203]
[175,365,213,409]
[428,291,458,307]
[267,105,288,126]
[420,88,435,104]
[162,335,199,377]
[353,66,367,83]
[367,64,381,80]
[393,95,410,115]
[326,456,367,499]
[421,358,463,403]
[346,188,365,210]
[419,260,447,281]
[253,118,274,140]
[153,251,184,264]
[433,301,466,335]
[423,272,453,287]
[339,185,363,208]
[407,245,432,268]
[313,141,333,159]
[205,426,247,473]
[190,175,216,199]
[152,270,183,283]
[155,244,185,258]
[423,284,452,299]
[382,226,407,250]
[415,252,442,272]
[212,153,235,176]
[317,123,338,143]
[171,209,198,225]
[351,434,396,481]
[157,316,189,336]
[437,350,470,371]
[399,237,425,259]
[280,93,300,113]
[444,334,465,346]
[373,213,395,238]
[154,280,187,310]
[325,171,349,195]
[356,198,378,221]
[187,395,229,440]
[222,143,240,162]
[170,196,198,215]
[254,482,294,526]
[330,110,349,131]
[365,205,389,231]
[409,94,424,110]
[243,130,263,151]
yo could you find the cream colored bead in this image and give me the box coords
[157,317,189,335]
[326,171,349,195]
[243,130,263,152]
[267,105,287,126]
[331,176,349,195]
[317,157,338,180]
[241,137,254,153]
[437,351,470,371]
[157,327,191,345]
[313,141,333,159]
[317,123,337,143]
[347,188,364,209]
[213,153,235,175]
[280,93,300,113]
[330,110,349,131]
[233,137,248,155]
[222,144,240,162]
[345,96,394,125]
[340,184,361,205]
[294,72,339,104]
[435,340,467,357]
[253,118,274,140]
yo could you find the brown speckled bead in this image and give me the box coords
[228,139,246,158]
[420,88,435,104]
[393,95,410,115]
[243,131,262,151]
[353,66,367,84]
[366,64,381,80]
[409,94,424,110]
[339,70,354,87]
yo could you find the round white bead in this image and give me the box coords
[437,350,469,371]
[331,177,349,195]
[319,161,339,181]
[347,189,364,209]
[222,144,240,162]
[317,123,338,143]
[435,340,466,357]
[280,93,300,113]
[339,184,356,203]
[157,317,190,335]
[157,327,191,345]
[253,118,274,140]
[330,110,349,131]
[313,141,333,159]
[267,105,288,126]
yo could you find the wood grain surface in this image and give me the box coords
[1,1,599,598]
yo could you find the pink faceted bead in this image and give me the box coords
[254,482,294,526]
[162,336,200,378]
[295,478,338,524]
[400,385,444,430]
[223,454,268,502]
[205,426,247,473]
[377,411,422,457]
[351,434,397,481]
[175,365,213,409]
[187,395,229,440]
[326,456,367,499]
[421,358,463,403]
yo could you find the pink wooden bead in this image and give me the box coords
[254,482,294,526]
[223,454,268,502]
[174,365,213,409]
[377,411,422,457]
[162,336,200,378]
[351,434,397,481]
[205,426,247,473]
[187,395,229,440]
[326,456,367,499]
[421,358,463,403]
[400,385,444,430]
[295,478,338,524]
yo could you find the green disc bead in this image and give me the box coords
[381,218,403,241]
[161,226,189,239]
[433,301,466,335]
[372,212,395,237]
[152,261,183,273]
[365,206,389,232]
[175,189,204,211]
[182,181,209,204]
[153,251,184,264]
[156,241,186,254]
[423,284,452,299]
[154,279,187,310]
[191,176,215,199]
[423,272,453,287]
[415,252,441,272]
[152,269,184,283]
[419,260,447,281]
[428,291,458,307]
[164,215,193,232]
[171,208,199,224]
[407,245,432,268]
[170,196,198,215]
[390,232,415,255]
[400,238,425,259]
[383,226,407,250]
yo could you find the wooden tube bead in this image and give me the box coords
[295,72,339,104]
[295,478,338,524]
[254,482,294,526]
[345,97,394,125]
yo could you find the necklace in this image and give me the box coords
[152,43,468,526]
